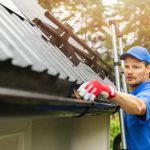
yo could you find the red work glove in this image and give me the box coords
[77,80,116,101]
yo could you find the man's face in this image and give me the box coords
[124,56,150,90]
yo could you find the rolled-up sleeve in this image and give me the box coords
[137,91,150,122]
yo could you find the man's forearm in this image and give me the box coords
[110,91,146,115]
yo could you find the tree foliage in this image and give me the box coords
[38,0,150,62]
[112,0,150,51]
[38,0,112,56]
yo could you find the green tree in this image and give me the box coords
[112,0,150,51]
[38,0,113,60]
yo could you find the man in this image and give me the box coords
[77,46,150,150]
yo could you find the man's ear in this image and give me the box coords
[147,64,150,69]
[147,64,150,74]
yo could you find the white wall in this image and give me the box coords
[0,115,110,150]
[32,115,110,150]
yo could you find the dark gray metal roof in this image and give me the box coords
[0,4,118,117]
[0,4,113,85]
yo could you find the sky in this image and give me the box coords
[102,0,118,5]
[0,0,25,17]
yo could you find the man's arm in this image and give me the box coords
[77,80,147,115]
[110,91,146,115]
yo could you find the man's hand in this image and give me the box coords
[77,80,116,101]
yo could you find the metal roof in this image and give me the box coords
[0,4,114,84]
[0,3,118,117]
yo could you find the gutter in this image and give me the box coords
[0,87,118,117]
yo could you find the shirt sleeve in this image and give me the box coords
[136,91,150,123]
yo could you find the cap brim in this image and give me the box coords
[120,53,134,60]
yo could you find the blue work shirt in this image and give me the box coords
[125,79,150,150]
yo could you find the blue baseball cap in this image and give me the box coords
[120,46,150,64]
